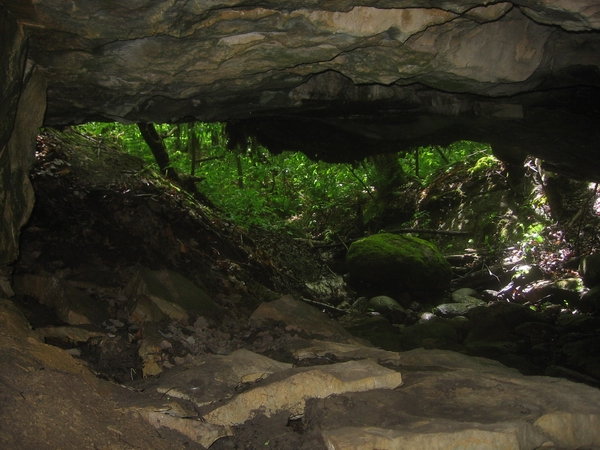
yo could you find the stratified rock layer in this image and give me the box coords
[1,0,600,178]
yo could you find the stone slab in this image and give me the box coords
[292,339,401,365]
[13,274,109,326]
[250,295,363,343]
[125,267,219,322]
[322,420,549,450]
[204,358,403,426]
[145,411,233,449]
[155,349,293,407]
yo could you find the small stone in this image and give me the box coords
[65,348,81,357]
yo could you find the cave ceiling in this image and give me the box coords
[3,0,600,178]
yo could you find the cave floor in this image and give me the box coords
[2,129,600,449]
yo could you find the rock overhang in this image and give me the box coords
[3,0,600,177]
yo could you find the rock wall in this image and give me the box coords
[1,0,597,178]
[0,1,599,254]
[0,9,46,295]
[0,6,26,152]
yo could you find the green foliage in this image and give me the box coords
[399,141,492,184]
[72,122,493,239]
[468,155,500,175]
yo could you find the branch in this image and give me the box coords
[385,228,471,236]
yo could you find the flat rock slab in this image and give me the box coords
[155,348,293,407]
[144,412,234,449]
[307,348,600,450]
[13,274,109,325]
[37,325,105,343]
[125,266,219,322]
[145,348,403,446]
[292,339,402,365]
[323,420,549,450]
[203,358,404,426]
[250,294,365,343]
[5,294,600,450]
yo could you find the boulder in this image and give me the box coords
[124,267,219,322]
[368,295,407,323]
[451,287,482,303]
[13,274,109,326]
[369,295,405,315]
[434,302,484,318]
[580,253,600,287]
[578,286,600,313]
[346,233,452,295]
[250,295,364,344]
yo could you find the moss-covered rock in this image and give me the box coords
[346,233,451,294]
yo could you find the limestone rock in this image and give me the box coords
[154,349,293,407]
[145,412,233,449]
[520,278,583,306]
[544,365,600,387]
[579,253,600,287]
[451,287,482,303]
[138,321,167,377]
[249,295,361,343]
[203,359,403,426]
[129,293,169,323]
[343,315,404,352]
[556,313,600,333]
[1,0,599,183]
[534,412,600,448]
[368,295,405,315]
[13,274,109,326]
[37,326,105,344]
[0,300,184,449]
[312,348,600,450]
[125,266,219,322]
[397,320,459,350]
[322,421,549,450]
[292,339,401,366]
[578,285,600,313]
[433,302,483,318]
[346,233,451,294]
[0,299,38,340]
[0,67,45,291]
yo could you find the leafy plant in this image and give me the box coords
[72,123,495,239]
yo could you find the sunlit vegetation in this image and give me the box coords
[74,122,492,237]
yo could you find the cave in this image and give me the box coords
[2,1,600,448]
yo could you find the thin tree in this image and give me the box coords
[137,123,180,181]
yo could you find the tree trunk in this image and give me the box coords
[137,123,180,181]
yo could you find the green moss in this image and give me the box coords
[468,155,500,176]
[346,233,451,293]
